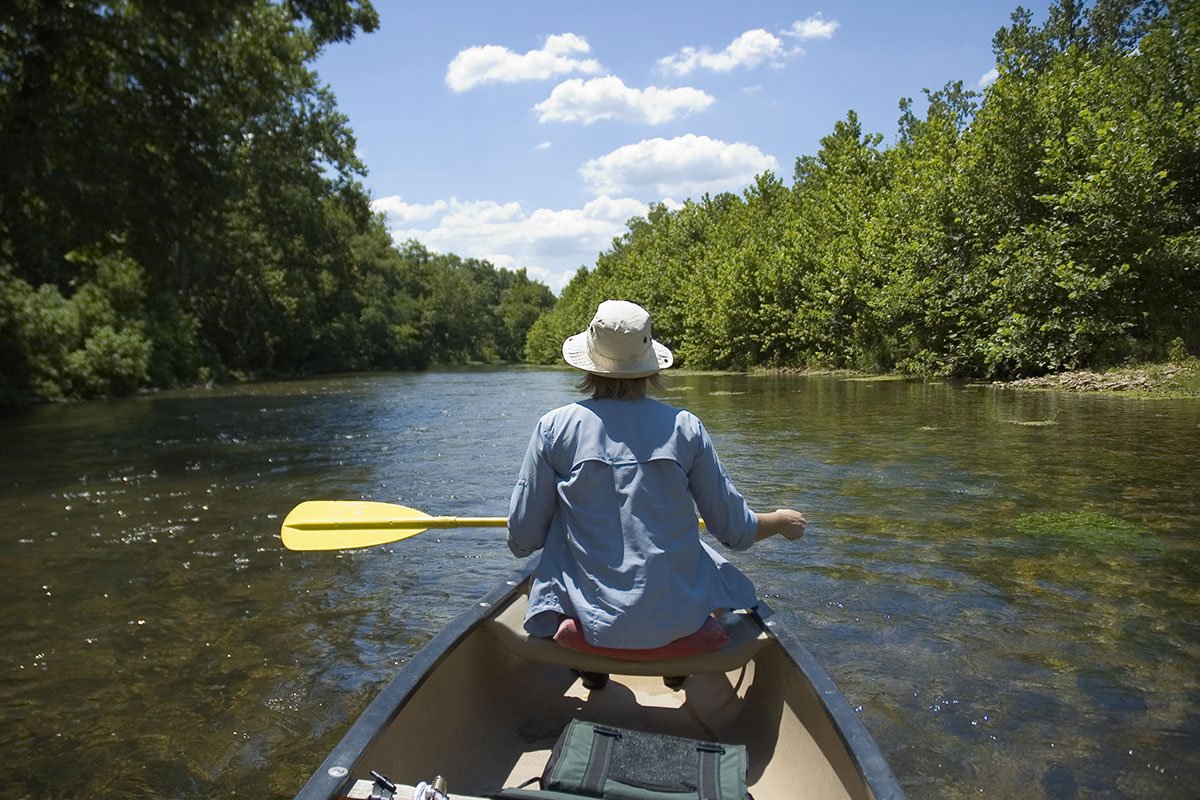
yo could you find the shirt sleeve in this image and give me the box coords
[686,418,758,551]
[506,418,558,558]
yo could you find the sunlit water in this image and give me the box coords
[1,370,1197,798]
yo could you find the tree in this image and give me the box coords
[0,0,383,403]
[788,111,888,369]
[954,0,1194,375]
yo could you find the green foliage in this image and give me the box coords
[497,271,557,361]
[0,250,152,401]
[0,0,554,407]
[525,266,610,365]
[534,0,1196,380]
[1167,337,1192,364]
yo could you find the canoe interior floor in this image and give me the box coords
[501,671,719,789]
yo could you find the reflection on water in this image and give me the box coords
[1,370,1197,798]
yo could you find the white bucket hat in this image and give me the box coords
[562,300,674,378]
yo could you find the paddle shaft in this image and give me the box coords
[284,516,507,531]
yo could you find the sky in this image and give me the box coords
[313,0,1034,292]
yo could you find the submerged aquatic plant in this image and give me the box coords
[1013,511,1158,550]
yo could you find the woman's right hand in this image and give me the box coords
[756,508,807,541]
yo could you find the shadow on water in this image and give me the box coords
[1,369,1197,798]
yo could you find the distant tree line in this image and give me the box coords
[5,1,1195,410]
[0,0,554,407]
[527,0,1198,379]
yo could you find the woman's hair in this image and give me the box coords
[577,372,666,400]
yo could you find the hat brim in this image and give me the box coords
[562,332,673,378]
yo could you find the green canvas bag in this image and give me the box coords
[497,719,749,800]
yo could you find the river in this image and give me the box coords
[1,369,1197,798]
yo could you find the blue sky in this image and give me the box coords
[314,1,1031,292]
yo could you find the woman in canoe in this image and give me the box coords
[507,300,806,676]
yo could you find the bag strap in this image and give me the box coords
[695,744,726,800]
[580,724,622,796]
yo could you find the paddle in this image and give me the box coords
[281,500,710,551]
[280,500,507,551]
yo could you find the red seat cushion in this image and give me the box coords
[553,616,729,661]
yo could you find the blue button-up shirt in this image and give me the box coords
[507,396,760,649]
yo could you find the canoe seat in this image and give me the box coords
[485,592,769,677]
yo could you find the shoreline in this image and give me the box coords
[7,360,1199,413]
[752,361,1200,399]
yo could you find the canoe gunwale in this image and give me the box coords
[290,559,906,800]
[291,566,534,800]
[756,612,907,799]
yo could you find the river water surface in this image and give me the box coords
[1,369,1197,798]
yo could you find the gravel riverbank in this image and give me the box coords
[997,361,1200,397]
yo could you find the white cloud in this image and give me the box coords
[445,33,603,92]
[372,195,449,223]
[534,76,714,124]
[377,195,652,292]
[579,134,778,198]
[978,67,1000,88]
[659,17,839,76]
[782,14,839,40]
[535,141,553,150]
[658,29,787,76]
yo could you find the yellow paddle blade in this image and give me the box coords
[280,500,506,551]
[281,501,433,551]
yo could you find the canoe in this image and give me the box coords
[291,561,906,800]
